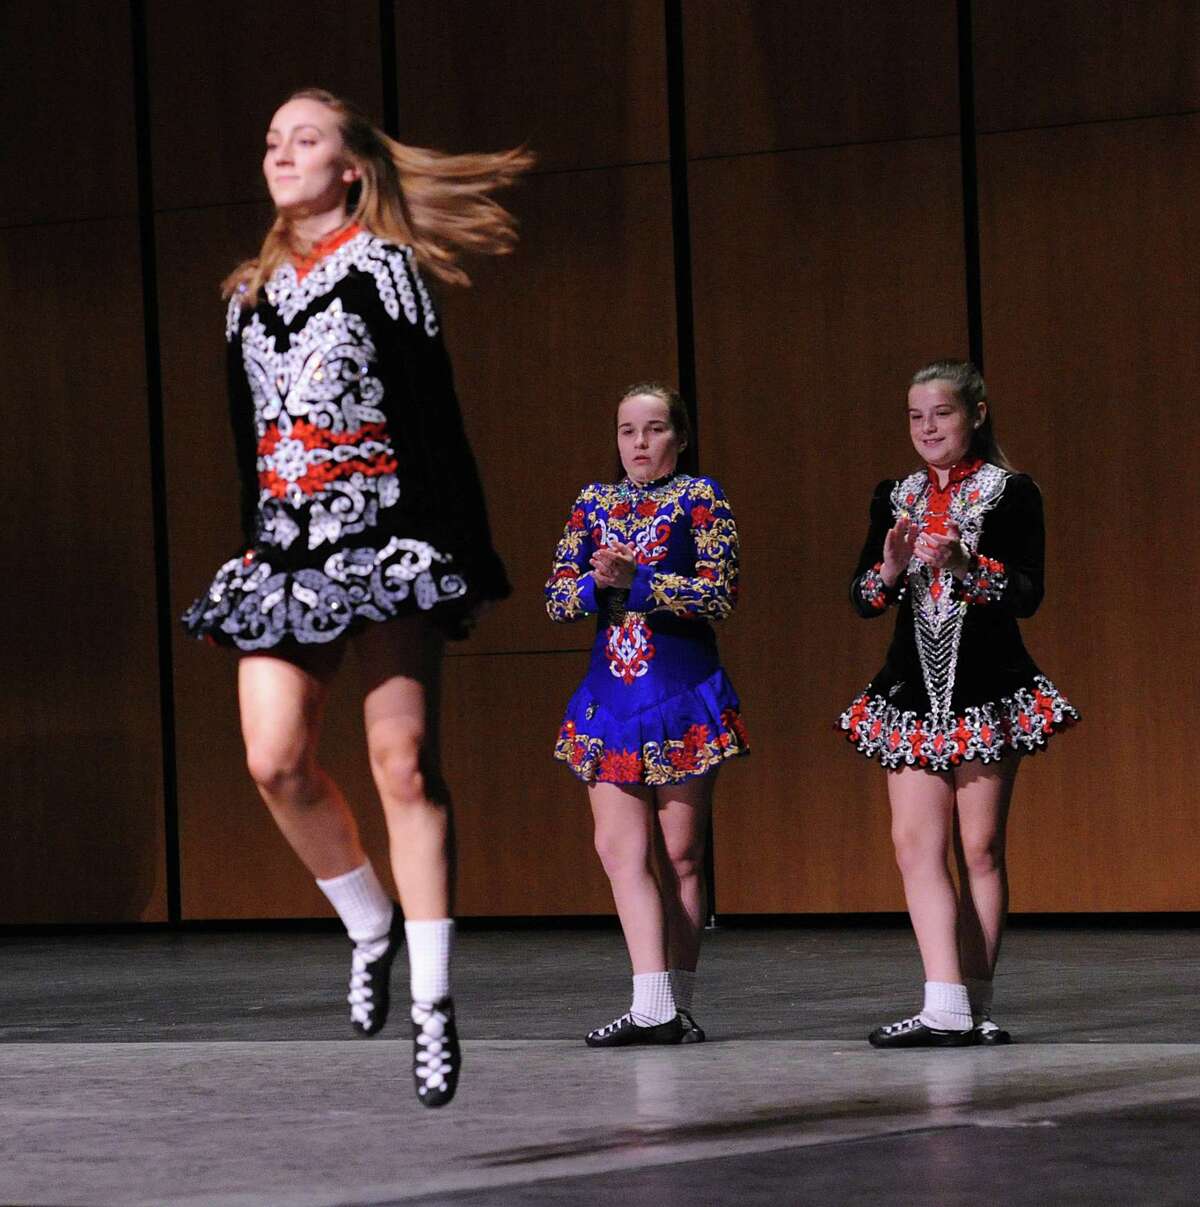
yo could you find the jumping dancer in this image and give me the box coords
[182,88,531,1105]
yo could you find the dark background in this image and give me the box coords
[2,0,1196,924]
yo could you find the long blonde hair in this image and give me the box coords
[224,87,534,304]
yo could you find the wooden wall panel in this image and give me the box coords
[978,116,1200,909]
[437,164,679,657]
[683,0,959,158]
[450,654,614,915]
[974,0,1200,132]
[146,0,383,211]
[690,141,969,912]
[0,1,139,226]
[0,220,166,923]
[392,0,668,170]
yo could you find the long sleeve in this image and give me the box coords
[376,253,511,602]
[545,489,600,622]
[225,299,259,549]
[954,474,1044,616]
[850,479,900,617]
[626,478,739,622]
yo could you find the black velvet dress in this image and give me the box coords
[838,458,1079,771]
[182,226,509,650]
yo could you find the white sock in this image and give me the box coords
[919,980,973,1031]
[405,919,454,1004]
[669,969,695,1012]
[316,863,393,958]
[630,971,676,1026]
[967,977,994,1024]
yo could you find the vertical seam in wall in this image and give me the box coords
[957,0,985,369]
[664,0,700,449]
[130,0,182,925]
[665,0,717,923]
[379,0,400,136]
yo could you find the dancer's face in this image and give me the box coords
[907,380,982,470]
[263,98,357,216]
[616,394,683,484]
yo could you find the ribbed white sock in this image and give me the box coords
[630,971,676,1026]
[405,919,454,1004]
[966,977,994,1024]
[316,863,393,958]
[919,980,973,1031]
[669,969,695,1012]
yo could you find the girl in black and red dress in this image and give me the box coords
[182,88,531,1106]
[839,360,1079,1047]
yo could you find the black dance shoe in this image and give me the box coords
[411,998,461,1108]
[348,907,403,1038]
[868,1014,979,1048]
[585,1012,684,1048]
[677,1009,707,1044]
[973,1018,1012,1045]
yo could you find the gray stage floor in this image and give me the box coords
[1,923,1197,1205]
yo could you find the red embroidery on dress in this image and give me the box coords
[605,615,656,685]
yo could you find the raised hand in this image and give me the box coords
[914,522,971,578]
[881,516,919,586]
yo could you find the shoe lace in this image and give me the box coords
[347,948,375,1027]
[413,1003,454,1093]
[881,1014,923,1035]
[589,1013,632,1039]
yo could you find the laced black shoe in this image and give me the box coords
[868,1014,979,1048]
[973,1017,1012,1045]
[411,998,461,1108]
[585,1012,684,1048]
[348,907,402,1038]
[677,1009,706,1044]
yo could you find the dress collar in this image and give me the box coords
[927,456,983,490]
[619,470,678,493]
[293,222,362,280]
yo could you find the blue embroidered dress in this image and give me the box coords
[546,472,749,786]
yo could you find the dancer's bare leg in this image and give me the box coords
[590,781,667,974]
[238,644,363,878]
[654,774,714,974]
[954,755,1019,982]
[357,616,451,920]
[887,766,961,984]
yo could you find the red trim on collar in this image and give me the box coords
[927,457,983,491]
[293,222,362,280]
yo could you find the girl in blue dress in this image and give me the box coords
[546,384,749,1046]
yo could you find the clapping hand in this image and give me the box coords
[591,540,637,589]
[914,522,971,578]
[880,516,919,586]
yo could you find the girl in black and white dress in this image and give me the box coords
[839,361,1079,1047]
[183,88,531,1106]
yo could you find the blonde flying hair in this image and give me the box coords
[224,87,534,304]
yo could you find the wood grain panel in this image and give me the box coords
[0,1,138,226]
[978,116,1200,909]
[684,0,959,159]
[975,0,1200,133]
[450,653,614,916]
[0,220,166,923]
[391,0,668,171]
[689,140,969,912]
[145,0,382,211]
[437,164,679,656]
